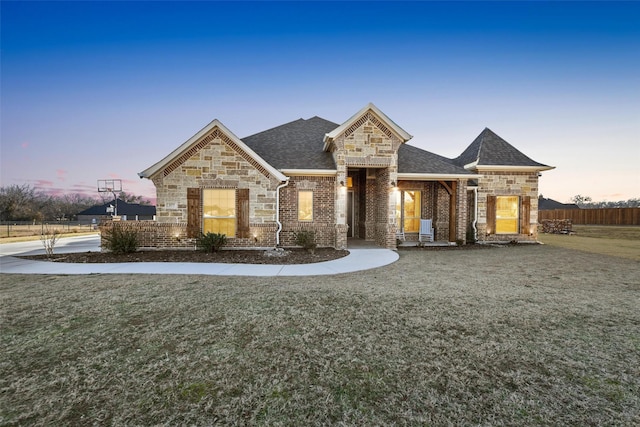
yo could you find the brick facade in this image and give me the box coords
[278,175,337,248]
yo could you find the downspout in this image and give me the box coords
[275,178,290,247]
[472,186,478,241]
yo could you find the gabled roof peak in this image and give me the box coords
[323,103,412,150]
[138,119,287,181]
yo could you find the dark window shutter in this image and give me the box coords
[486,195,496,235]
[187,188,201,238]
[520,195,531,234]
[237,188,250,238]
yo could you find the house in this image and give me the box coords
[135,103,553,249]
[77,199,156,225]
[538,196,580,210]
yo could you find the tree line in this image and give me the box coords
[569,195,640,209]
[0,184,151,222]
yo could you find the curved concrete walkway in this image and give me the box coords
[0,235,399,277]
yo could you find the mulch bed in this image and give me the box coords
[20,248,350,265]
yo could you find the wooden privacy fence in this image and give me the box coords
[538,208,640,225]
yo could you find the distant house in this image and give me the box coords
[135,103,554,249]
[77,199,156,224]
[538,196,580,210]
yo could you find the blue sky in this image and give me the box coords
[2,1,639,203]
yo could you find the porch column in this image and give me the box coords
[386,169,398,249]
[449,180,457,242]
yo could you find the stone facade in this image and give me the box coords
[476,171,540,242]
[327,112,402,249]
[153,127,281,225]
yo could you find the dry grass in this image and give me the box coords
[538,225,640,260]
[0,230,98,244]
[1,245,639,426]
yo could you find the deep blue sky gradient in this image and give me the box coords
[2,1,639,202]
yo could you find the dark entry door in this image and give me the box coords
[347,191,354,238]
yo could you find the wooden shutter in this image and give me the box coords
[520,195,531,234]
[236,188,250,238]
[187,188,201,238]
[486,195,496,235]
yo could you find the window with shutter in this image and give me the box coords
[495,196,519,234]
[203,189,236,237]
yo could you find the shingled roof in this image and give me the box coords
[454,128,552,170]
[77,199,156,216]
[398,144,473,175]
[538,196,579,210]
[242,117,338,170]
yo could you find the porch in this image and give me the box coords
[343,168,468,248]
[348,237,451,249]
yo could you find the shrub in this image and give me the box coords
[102,224,139,254]
[294,230,317,254]
[197,232,227,253]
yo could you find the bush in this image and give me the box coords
[294,230,317,253]
[102,224,139,254]
[197,232,227,253]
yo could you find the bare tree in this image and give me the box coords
[0,184,37,220]
[40,224,60,257]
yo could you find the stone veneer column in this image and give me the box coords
[456,179,468,243]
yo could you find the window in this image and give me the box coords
[395,190,421,233]
[203,189,236,236]
[495,196,519,234]
[298,191,313,221]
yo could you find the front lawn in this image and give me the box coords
[1,245,639,425]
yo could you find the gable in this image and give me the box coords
[323,103,412,151]
[139,120,286,182]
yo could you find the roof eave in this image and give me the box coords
[280,169,337,177]
[397,173,482,180]
[473,165,555,172]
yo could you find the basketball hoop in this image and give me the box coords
[97,179,122,193]
[98,179,123,217]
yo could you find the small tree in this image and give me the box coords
[40,224,60,258]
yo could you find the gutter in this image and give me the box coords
[275,178,290,246]
[472,186,478,241]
